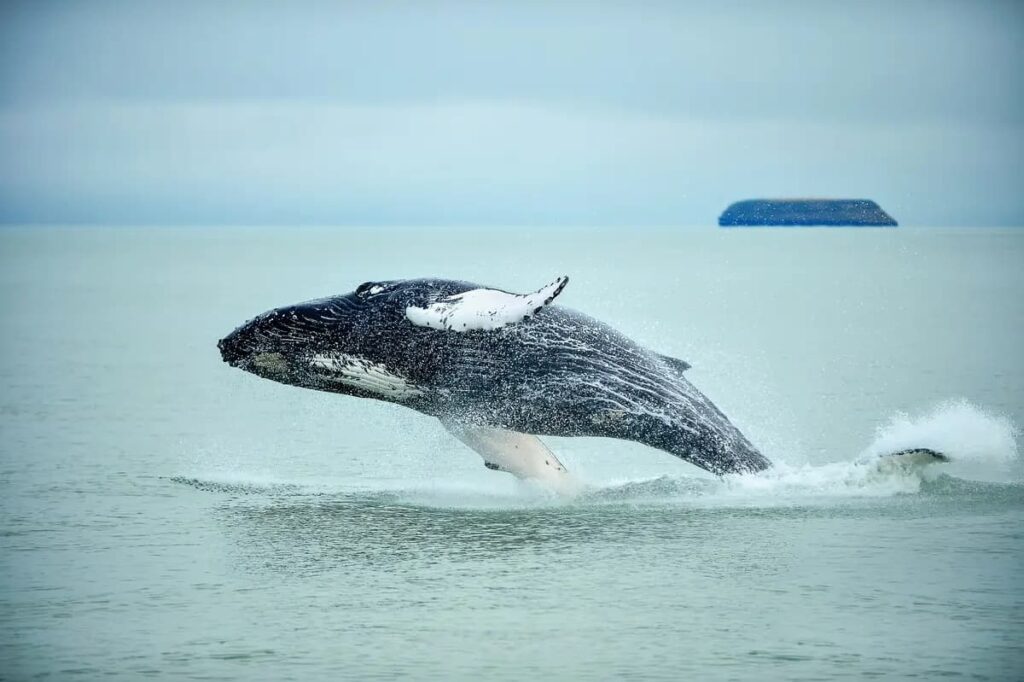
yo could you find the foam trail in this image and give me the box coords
[718,460,929,499]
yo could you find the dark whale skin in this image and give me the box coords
[218,278,771,476]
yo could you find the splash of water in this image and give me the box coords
[714,399,1020,499]
[174,399,1019,508]
[858,399,1019,482]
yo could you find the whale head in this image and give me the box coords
[219,292,359,379]
[218,276,568,401]
[216,279,451,399]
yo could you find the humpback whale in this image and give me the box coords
[217,277,940,490]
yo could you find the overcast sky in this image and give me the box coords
[1,0,1021,226]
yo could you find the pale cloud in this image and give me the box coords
[0,1,1022,225]
[2,100,1019,225]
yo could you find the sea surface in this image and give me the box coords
[1,226,1022,680]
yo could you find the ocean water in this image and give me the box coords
[1,226,1022,680]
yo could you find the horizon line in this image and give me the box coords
[1,221,1020,229]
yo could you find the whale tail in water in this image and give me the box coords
[868,447,949,473]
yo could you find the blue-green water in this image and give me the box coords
[1,226,1022,680]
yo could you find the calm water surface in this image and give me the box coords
[1,226,1022,680]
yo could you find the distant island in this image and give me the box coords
[719,199,897,227]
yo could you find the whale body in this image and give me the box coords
[218,276,774,487]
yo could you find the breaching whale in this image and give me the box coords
[217,277,942,491]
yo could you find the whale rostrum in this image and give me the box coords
[218,276,775,485]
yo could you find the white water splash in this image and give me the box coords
[718,460,928,499]
[175,400,1020,507]
[709,399,1020,500]
[859,399,1019,482]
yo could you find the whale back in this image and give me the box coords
[409,302,769,476]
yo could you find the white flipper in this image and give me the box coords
[442,421,581,495]
[406,276,569,332]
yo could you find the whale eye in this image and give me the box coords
[356,282,387,298]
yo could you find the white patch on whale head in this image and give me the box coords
[405,276,568,332]
[309,353,424,399]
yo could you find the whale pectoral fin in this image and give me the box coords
[406,276,568,331]
[656,353,691,374]
[441,421,580,494]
